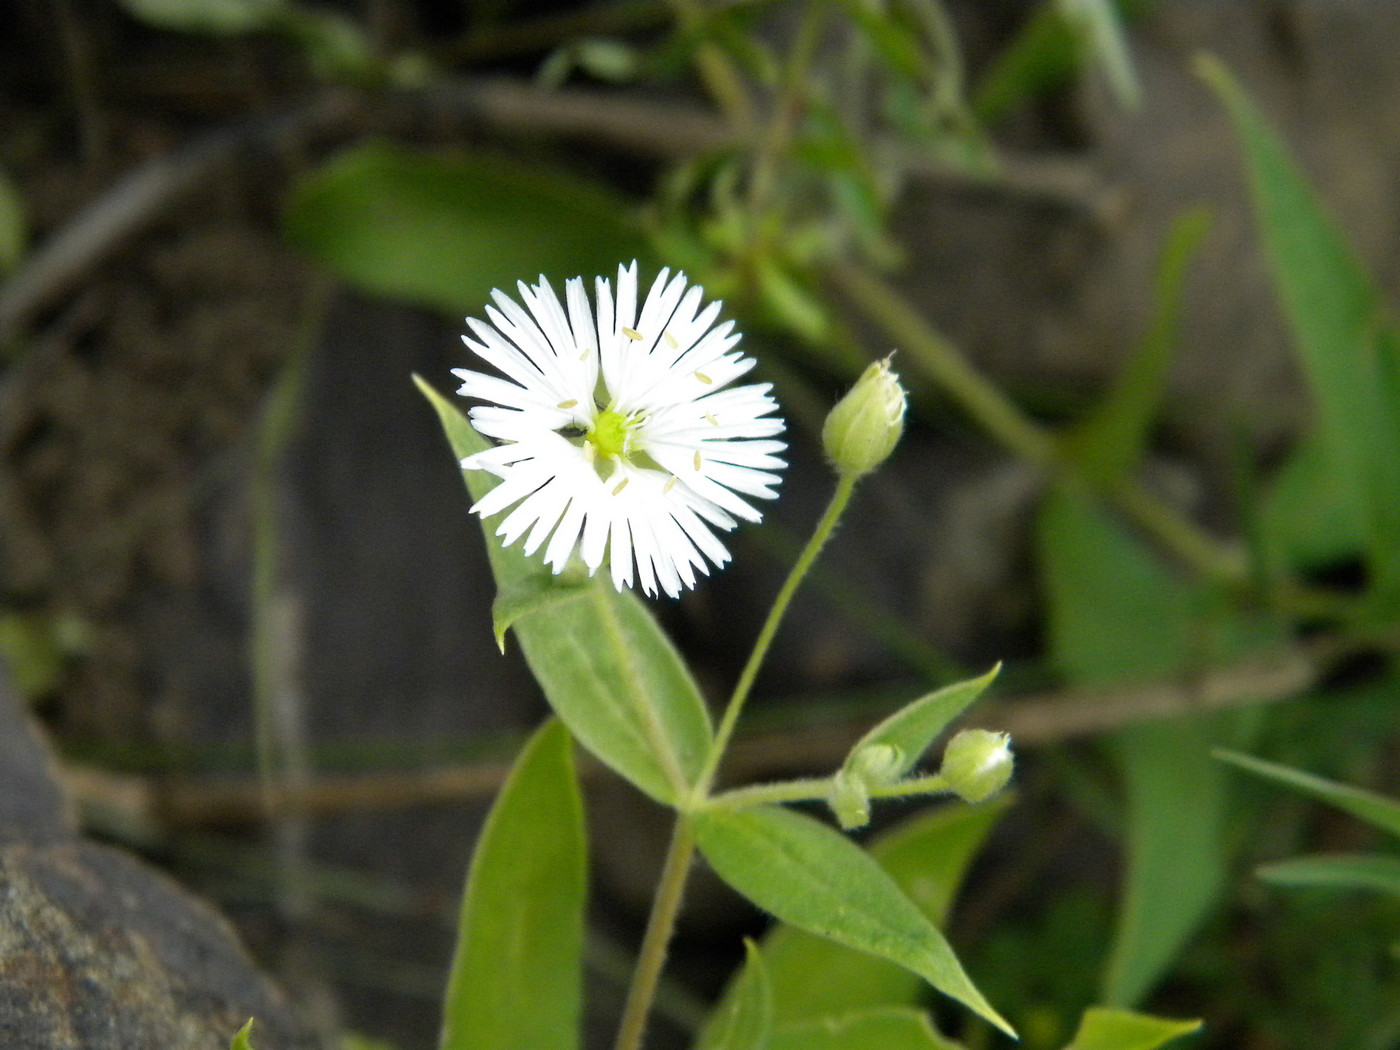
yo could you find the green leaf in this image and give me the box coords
[1057,0,1140,109]
[760,799,1009,1024]
[230,1019,256,1050]
[491,574,592,654]
[440,720,586,1050]
[118,0,282,34]
[1201,56,1400,601]
[1256,853,1400,897]
[1215,750,1400,840]
[697,940,772,1050]
[1063,1007,1202,1050]
[1067,209,1211,482]
[1037,486,1259,1006]
[1103,721,1229,1008]
[842,664,1000,782]
[417,378,713,805]
[693,805,1014,1037]
[1258,435,1364,571]
[287,142,645,318]
[768,1007,965,1050]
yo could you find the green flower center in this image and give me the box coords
[588,408,634,460]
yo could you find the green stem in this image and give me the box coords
[611,816,697,1050]
[707,772,952,811]
[694,472,860,801]
[746,0,829,219]
[828,262,1257,588]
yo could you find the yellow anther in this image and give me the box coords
[612,478,630,496]
[664,476,678,493]
[704,412,718,426]
[557,399,578,409]
[694,370,713,384]
[664,331,679,349]
[693,451,702,471]
[622,327,643,341]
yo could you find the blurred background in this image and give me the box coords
[3,0,1400,1048]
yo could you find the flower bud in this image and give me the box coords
[828,769,872,830]
[940,729,1013,804]
[849,742,903,786]
[822,357,907,477]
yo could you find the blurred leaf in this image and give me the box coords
[1063,1007,1202,1050]
[0,167,25,277]
[0,613,68,699]
[119,0,281,33]
[1256,853,1400,897]
[1037,486,1253,1006]
[1057,0,1140,109]
[275,7,377,81]
[1039,486,1195,683]
[288,143,644,318]
[842,664,1001,781]
[769,1007,965,1050]
[230,1019,256,1050]
[1202,57,1400,603]
[1068,209,1211,482]
[759,798,1009,1024]
[1257,435,1364,571]
[693,804,1015,1037]
[1104,720,1230,1008]
[973,1,1076,125]
[440,720,586,1050]
[417,377,713,806]
[697,941,772,1050]
[974,0,1143,123]
[1216,750,1400,840]
[755,257,830,343]
[492,574,592,654]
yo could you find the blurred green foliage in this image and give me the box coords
[110,0,1400,1046]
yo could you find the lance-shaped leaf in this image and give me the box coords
[1063,1007,1201,1050]
[287,142,645,319]
[1256,854,1400,897]
[768,1007,964,1050]
[440,719,587,1050]
[841,664,1001,782]
[1202,56,1400,600]
[696,940,772,1050]
[760,799,1009,1024]
[693,805,1014,1038]
[418,378,713,806]
[1216,750,1400,840]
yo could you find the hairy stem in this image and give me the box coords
[611,817,697,1050]
[695,472,859,800]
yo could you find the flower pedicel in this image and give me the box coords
[454,263,786,598]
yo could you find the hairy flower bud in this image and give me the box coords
[940,729,1013,804]
[828,769,872,830]
[822,357,907,477]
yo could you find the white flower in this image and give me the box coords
[454,262,786,598]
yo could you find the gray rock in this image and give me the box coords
[0,664,320,1050]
